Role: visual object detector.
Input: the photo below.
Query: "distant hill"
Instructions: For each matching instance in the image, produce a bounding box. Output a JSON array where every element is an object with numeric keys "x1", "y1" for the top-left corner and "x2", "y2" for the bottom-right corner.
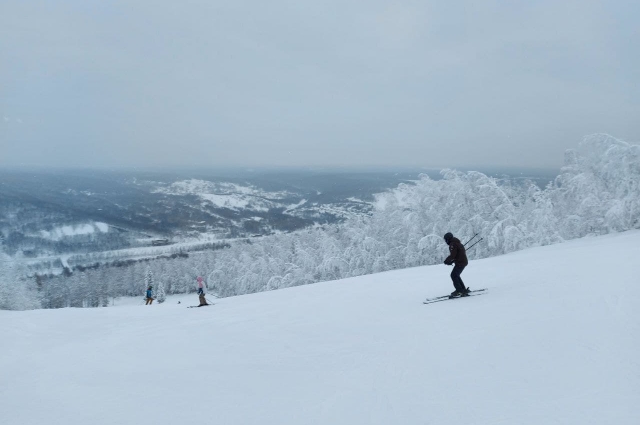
[{"x1": 0, "y1": 168, "x2": 429, "y2": 257}]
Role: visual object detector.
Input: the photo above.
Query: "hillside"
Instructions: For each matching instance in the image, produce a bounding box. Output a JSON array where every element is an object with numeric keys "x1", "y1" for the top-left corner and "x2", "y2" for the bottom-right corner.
[
  {"x1": 0, "y1": 168, "x2": 424, "y2": 259},
  {"x1": 1, "y1": 230, "x2": 639, "y2": 425}
]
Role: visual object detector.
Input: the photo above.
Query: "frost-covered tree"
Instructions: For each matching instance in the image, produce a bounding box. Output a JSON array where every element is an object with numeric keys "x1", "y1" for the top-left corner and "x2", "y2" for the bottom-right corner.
[
  {"x1": 144, "y1": 267, "x2": 154, "y2": 293},
  {"x1": 0, "y1": 253, "x2": 41, "y2": 310},
  {"x1": 549, "y1": 134, "x2": 640, "y2": 238},
  {"x1": 156, "y1": 281, "x2": 166, "y2": 303}
]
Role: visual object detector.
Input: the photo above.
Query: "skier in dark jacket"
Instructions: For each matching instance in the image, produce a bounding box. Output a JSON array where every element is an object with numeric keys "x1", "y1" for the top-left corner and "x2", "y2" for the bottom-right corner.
[{"x1": 443, "y1": 232, "x2": 469, "y2": 297}]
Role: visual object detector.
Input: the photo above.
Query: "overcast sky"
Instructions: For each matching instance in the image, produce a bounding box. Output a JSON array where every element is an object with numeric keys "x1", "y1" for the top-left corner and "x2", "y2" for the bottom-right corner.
[{"x1": 1, "y1": 0, "x2": 638, "y2": 169}]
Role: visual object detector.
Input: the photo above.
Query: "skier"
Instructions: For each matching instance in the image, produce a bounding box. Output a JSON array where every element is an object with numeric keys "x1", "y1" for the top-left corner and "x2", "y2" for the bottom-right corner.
[
  {"x1": 443, "y1": 232, "x2": 469, "y2": 297},
  {"x1": 196, "y1": 276, "x2": 205, "y2": 295},
  {"x1": 196, "y1": 276, "x2": 208, "y2": 307},
  {"x1": 145, "y1": 285, "x2": 154, "y2": 305}
]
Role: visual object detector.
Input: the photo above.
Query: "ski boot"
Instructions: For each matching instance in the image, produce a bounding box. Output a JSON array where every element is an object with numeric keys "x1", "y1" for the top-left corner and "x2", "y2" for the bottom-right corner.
[{"x1": 449, "y1": 290, "x2": 462, "y2": 299}]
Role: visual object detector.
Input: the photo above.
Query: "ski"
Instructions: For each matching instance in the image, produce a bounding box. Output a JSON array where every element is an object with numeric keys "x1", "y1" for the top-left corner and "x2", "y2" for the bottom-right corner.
[
  {"x1": 187, "y1": 304, "x2": 214, "y2": 308},
  {"x1": 423, "y1": 288, "x2": 487, "y2": 305},
  {"x1": 423, "y1": 292, "x2": 486, "y2": 305}
]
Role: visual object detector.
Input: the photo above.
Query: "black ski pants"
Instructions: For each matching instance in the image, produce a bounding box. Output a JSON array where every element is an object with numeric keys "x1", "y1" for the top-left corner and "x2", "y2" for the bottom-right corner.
[{"x1": 450, "y1": 264, "x2": 466, "y2": 292}]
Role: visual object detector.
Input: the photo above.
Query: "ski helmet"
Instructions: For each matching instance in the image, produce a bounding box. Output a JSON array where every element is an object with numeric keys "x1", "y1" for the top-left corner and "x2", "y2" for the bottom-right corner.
[{"x1": 443, "y1": 232, "x2": 453, "y2": 243}]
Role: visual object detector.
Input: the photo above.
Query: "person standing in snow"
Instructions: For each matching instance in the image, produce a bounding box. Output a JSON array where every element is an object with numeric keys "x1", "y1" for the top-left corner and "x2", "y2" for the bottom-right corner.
[
  {"x1": 196, "y1": 276, "x2": 208, "y2": 307},
  {"x1": 443, "y1": 232, "x2": 469, "y2": 297},
  {"x1": 196, "y1": 276, "x2": 205, "y2": 295},
  {"x1": 145, "y1": 285, "x2": 154, "y2": 305}
]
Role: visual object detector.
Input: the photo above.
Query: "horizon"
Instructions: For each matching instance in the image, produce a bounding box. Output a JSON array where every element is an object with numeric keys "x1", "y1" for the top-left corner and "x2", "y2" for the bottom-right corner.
[{"x1": 0, "y1": 163, "x2": 561, "y2": 175}]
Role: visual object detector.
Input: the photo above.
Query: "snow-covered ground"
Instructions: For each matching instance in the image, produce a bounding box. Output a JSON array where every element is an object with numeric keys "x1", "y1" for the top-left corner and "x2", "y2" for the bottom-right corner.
[
  {"x1": 2, "y1": 231, "x2": 639, "y2": 425},
  {"x1": 38, "y1": 222, "x2": 110, "y2": 240},
  {"x1": 153, "y1": 179, "x2": 294, "y2": 211}
]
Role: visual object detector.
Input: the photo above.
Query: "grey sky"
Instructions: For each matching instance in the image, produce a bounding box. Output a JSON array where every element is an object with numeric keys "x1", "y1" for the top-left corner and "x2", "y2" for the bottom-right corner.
[{"x1": 1, "y1": 0, "x2": 638, "y2": 169}]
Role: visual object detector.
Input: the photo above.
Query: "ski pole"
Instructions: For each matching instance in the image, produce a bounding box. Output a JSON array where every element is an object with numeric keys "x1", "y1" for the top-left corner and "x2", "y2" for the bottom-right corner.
[
  {"x1": 466, "y1": 238, "x2": 484, "y2": 251},
  {"x1": 464, "y1": 233, "x2": 480, "y2": 247}
]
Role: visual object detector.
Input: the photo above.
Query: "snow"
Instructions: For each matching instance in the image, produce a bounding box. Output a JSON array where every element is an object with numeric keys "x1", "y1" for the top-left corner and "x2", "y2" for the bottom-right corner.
[
  {"x1": 60, "y1": 255, "x2": 70, "y2": 269},
  {"x1": 154, "y1": 179, "x2": 292, "y2": 211},
  {"x1": 2, "y1": 230, "x2": 639, "y2": 425},
  {"x1": 94, "y1": 222, "x2": 109, "y2": 232},
  {"x1": 285, "y1": 199, "x2": 308, "y2": 212},
  {"x1": 200, "y1": 193, "x2": 253, "y2": 210},
  {"x1": 39, "y1": 222, "x2": 109, "y2": 240}
]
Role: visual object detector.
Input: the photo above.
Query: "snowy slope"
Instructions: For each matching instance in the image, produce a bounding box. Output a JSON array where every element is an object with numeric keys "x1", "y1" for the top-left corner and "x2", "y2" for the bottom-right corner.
[{"x1": 2, "y1": 231, "x2": 639, "y2": 425}]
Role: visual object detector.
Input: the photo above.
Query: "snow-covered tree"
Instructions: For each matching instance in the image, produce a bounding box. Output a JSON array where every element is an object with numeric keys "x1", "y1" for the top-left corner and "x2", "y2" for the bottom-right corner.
[
  {"x1": 0, "y1": 253, "x2": 41, "y2": 310},
  {"x1": 144, "y1": 267, "x2": 154, "y2": 293},
  {"x1": 156, "y1": 281, "x2": 166, "y2": 303}
]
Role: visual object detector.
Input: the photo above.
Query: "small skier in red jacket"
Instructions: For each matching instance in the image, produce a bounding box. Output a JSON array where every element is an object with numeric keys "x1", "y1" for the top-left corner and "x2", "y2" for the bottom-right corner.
[{"x1": 443, "y1": 232, "x2": 470, "y2": 298}]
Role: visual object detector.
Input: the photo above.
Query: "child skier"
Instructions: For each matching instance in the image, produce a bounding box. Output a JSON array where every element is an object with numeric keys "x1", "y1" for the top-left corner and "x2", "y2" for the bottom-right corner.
[
  {"x1": 145, "y1": 285, "x2": 154, "y2": 305},
  {"x1": 196, "y1": 276, "x2": 205, "y2": 295},
  {"x1": 196, "y1": 276, "x2": 208, "y2": 307}
]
